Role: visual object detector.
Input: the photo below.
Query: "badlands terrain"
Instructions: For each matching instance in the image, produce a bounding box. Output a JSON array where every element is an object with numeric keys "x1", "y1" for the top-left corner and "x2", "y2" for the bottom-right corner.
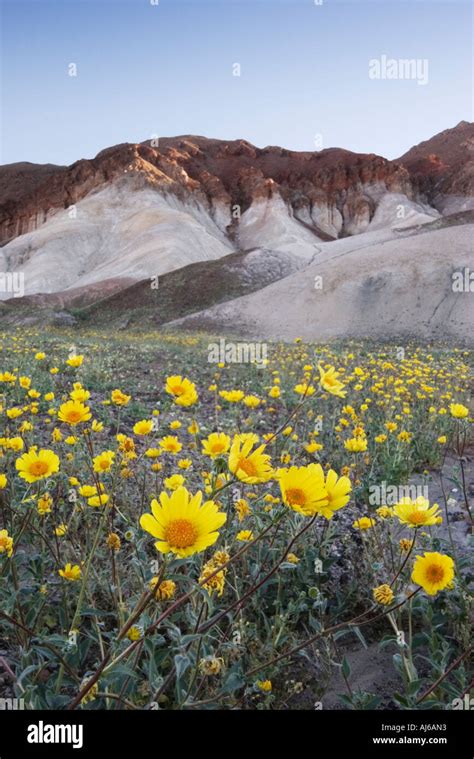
[{"x1": 0, "y1": 120, "x2": 473, "y2": 341}]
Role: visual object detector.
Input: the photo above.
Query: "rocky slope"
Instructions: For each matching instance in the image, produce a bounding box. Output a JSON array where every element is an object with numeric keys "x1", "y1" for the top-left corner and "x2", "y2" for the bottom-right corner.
[
  {"x1": 0, "y1": 122, "x2": 472, "y2": 342},
  {"x1": 396, "y1": 120, "x2": 474, "y2": 212},
  {"x1": 0, "y1": 136, "x2": 416, "y2": 245}
]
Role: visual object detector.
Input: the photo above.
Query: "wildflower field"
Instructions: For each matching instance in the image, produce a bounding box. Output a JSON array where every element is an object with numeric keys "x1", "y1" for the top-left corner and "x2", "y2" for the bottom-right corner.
[{"x1": 0, "y1": 328, "x2": 472, "y2": 711}]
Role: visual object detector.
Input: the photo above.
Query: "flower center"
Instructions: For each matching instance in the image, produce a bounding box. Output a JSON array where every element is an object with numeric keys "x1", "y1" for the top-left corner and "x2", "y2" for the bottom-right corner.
[
  {"x1": 409, "y1": 510, "x2": 427, "y2": 525},
  {"x1": 426, "y1": 564, "x2": 444, "y2": 583},
  {"x1": 238, "y1": 457, "x2": 257, "y2": 477},
  {"x1": 67, "y1": 410, "x2": 82, "y2": 422},
  {"x1": 165, "y1": 519, "x2": 198, "y2": 548},
  {"x1": 285, "y1": 487, "x2": 307, "y2": 506},
  {"x1": 211, "y1": 443, "x2": 225, "y2": 454},
  {"x1": 29, "y1": 461, "x2": 49, "y2": 476},
  {"x1": 171, "y1": 384, "x2": 184, "y2": 395}
]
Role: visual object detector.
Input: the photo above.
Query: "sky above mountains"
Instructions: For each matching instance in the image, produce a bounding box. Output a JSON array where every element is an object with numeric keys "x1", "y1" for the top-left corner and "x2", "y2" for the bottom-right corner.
[{"x1": 1, "y1": 0, "x2": 472, "y2": 165}]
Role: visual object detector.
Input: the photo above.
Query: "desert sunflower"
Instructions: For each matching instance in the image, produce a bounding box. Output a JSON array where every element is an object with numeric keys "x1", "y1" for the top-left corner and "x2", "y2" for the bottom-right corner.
[
  {"x1": 140, "y1": 486, "x2": 226, "y2": 558},
  {"x1": 58, "y1": 400, "x2": 91, "y2": 425},
  {"x1": 16, "y1": 448, "x2": 60, "y2": 483},
  {"x1": 228, "y1": 436, "x2": 273, "y2": 484},
  {"x1": 0, "y1": 529, "x2": 13, "y2": 557},
  {"x1": 318, "y1": 365, "x2": 346, "y2": 398},
  {"x1": 165, "y1": 375, "x2": 198, "y2": 406},
  {"x1": 393, "y1": 497, "x2": 441, "y2": 528},
  {"x1": 277, "y1": 464, "x2": 327, "y2": 516},
  {"x1": 202, "y1": 432, "x2": 231, "y2": 458},
  {"x1": 411, "y1": 552, "x2": 454, "y2": 595},
  {"x1": 321, "y1": 468, "x2": 352, "y2": 518}
]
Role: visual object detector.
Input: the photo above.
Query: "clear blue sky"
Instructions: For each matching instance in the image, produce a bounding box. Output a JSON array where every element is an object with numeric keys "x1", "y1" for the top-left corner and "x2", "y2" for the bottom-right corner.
[{"x1": 1, "y1": 0, "x2": 472, "y2": 165}]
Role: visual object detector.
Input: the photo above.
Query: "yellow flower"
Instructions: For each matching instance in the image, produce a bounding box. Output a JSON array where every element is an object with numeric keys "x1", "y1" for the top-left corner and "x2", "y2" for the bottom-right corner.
[
  {"x1": 219, "y1": 389, "x2": 244, "y2": 403},
  {"x1": 399, "y1": 538, "x2": 413, "y2": 552},
  {"x1": 149, "y1": 577, "x2": 176, "y2": 600},
  {"x1": 202, "y1": 432, "x2": 231, "y2": 458},
  {"x1": 287, "y1": 553, "x2": 299, "y2": 564},
  {"x1": 37, "y1": 493, "x2": 53, "y2": 515},
  {"x1": 133, "y1": 419, "x2": 154, "y2": 436},
  {"x1": 70, "y1": 383, "x2": 90, "y2": 402},
  {"x1": 178, "y1": 458, "x2": 192, "y2": 470},
  {"x1": 305, "y1": 441, "x2": 323, "y2": 453},
  {"x1": 294, "y1": 383, "x2": 315, "y2": 396},
  {"x1": 159, "y1": 435, "x2": 182, "y2": 454},
  {"x1": 318, "y1": 365, "x2": 346, "y2": 398},
  {"x1": 140, "y1": 486, "x2": 226, "y2": 558},
  {"x1": 321, "y1": 469, "x2": 352, "y2": 518},
  {"x1": 106, "y1": 532, "x2": 121, "y2": 551},
  {"x1": 34, "y1": 352, "x2": 46, "y2": 361},
  {"x1": 234, "y1": 498, "x2": 251, "y2": 521},
  {"x1": 145, "y1": 447, "x2": 161, "y2": 458},
  {"x1": 411, "y1": 552, "x2": 454, "y2": 596},
  {"x1": 199, "y1": 552, "x2": 228, "y2": 597},
  {"x1": 353, "y1": 517, "x2": 375, "y2": 530},
  {"x1": 0, "y1": 474, "x2": 7, "y2": 489},
  {"x1": 228, "y1": 436, "x2": 273, "y2": 484},
  {"x1": 268, "y1": 386, "x2": 281, "y2": 399},
  {"x1": 52, "y1": 428, "x2": 63, "y2": 442},
  {"x1": 126, "y1": 625, "x2": 142, "y2": 641},
  {"x1": 236, "y1": 530, "x2": 254, "y2": 542},
  {"x1": 58, "y1": 400, "x2": 91, "y2": 425},
  {"x1": 16, "y1": 449, "x2": 60, "y2": 483},
  {"x1": 393, "y1": 497, "x2": 441, "y2": 528},
  {"x1": 88, "y1": 493, "x2": 109, "y2": 507},
  {"x1": 0, "y1": 529, "x2": 13, "y2": 557},
  {"x1": 79, "y1": 485, "x2": 97, "y2": 497},
  {"x1": 437, "y1": 435, "x2": 447, "y2": 444},
  {"x1": 111, "y1": 389, "x2": 131, "y2": 406},
  {"x1": 397, "y1": 430, "x2": 412, "y2": 442},
  {"x1": 58, "y1": 563, "x2": 82, "y2": 581},
  {"x1": 165, "y1": 375, "x2": 198, "y2": 406},
  {"x1": 6, "y1": 437, "x2": 24, "y2": 451},
  {"x1": 344, "y1": 436, "x2": 367, "y2": 453},
  {"x1": 66, "y1": 355, "x2": 84, "y2": 368},
  {"x1": 55, "y1": 523, "x2": 68, "y2": 536},
  {"x1": 7, "y1": 407, "x2": 23, "y2": 419},
  {"x1": 449, "y1": 403, "x2": 469, "y2": 419},
  {"x1": 376, "y1": 505, "x2": 393, "y2": 519},
  {"x1": 256, "y1": 680, "x2": 272, "y2": 692},
  {"x1": 188, "y1": 420, "x2": 200, "y2": 435},
  {"x1": 243, "y1": 395, "x2": 261, "y2": 408},
  {"x1": 278, "y1": 464, "x2": 327, "y2": 516},
  {"x1": 93, "y1": 450, "x2": 115, "y2": 473},
  {"x1": 199, "y1": 657, "x2": 224, "y2": 676},
  {"x1": 372, "y1": 584, "x2": 394, "y2": 606},
  {"x1": 164, "y1": 474, "x2": 185, "y2": 491}
]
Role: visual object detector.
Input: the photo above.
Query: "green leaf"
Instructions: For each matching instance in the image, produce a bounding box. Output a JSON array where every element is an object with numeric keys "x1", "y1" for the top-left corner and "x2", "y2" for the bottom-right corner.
[
  {"x1": 174, "y1": 653, "x2": 190, "y2": 681},
  {"x1": 342, "y1": 656, "x2": 351, "y2": 680}
]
